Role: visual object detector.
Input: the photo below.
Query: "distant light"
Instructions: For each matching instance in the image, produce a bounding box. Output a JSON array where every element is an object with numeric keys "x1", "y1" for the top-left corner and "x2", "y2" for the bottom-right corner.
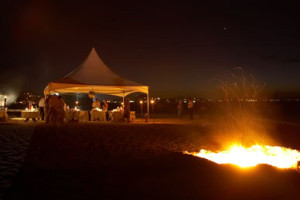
[
  {"x1": 139, "y1": 100, "x2": 143, "y2": 104},
  {"x1": 75, "y1": 101, "x2": 79, "y2": 105},
  {"x1": 129, "y1": 100, "x2": 135, "y2": 103},
  {"x1": 54, "y1": 92, "x2": 59, "y2": 95},
  {"x1": 157, "y1": 97, "x2": 160, "y2": 100},
  {"x1": 150, "y1": 100, "x2": 155, "y2": 104}
]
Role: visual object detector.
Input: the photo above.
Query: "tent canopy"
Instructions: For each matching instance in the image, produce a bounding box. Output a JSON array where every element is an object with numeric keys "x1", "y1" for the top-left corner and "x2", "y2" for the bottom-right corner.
[{"x1": 44, "y1": 48, "x2": 148, "y2": 97}]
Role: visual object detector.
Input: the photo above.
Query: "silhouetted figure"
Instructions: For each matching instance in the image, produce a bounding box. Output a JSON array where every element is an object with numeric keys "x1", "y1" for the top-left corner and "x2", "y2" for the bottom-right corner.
[
  {"x1": 38, "y1": 97, "x2": 45, "y2": 120},
  {"x1": 188, "y1": 98, "x2": 194, "y2": 120},
  {"x1": 123, "y1": 98, "x2": 130, "y2": 123},
  {"x1": 45, "y1": 95, "x2": 50, "y2": 123},
  {"x1": 47, "y1": 95, "x2": 58, "y2": 123},
  {"x1": 177, "y1": 100, "x2": 183, "y2": 118},
  {"x1": 56, "y1": 96, "x2": 65, "y2": 123}
]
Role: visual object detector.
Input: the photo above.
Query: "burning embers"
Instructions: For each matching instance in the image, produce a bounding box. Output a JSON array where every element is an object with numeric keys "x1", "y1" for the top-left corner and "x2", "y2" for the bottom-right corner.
[{"x1": 185, "y1": 144, "x2": 300, "y2": 169}]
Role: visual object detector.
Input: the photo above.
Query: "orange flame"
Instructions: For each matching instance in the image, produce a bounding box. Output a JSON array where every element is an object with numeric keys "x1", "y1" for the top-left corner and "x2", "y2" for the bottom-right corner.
[{"x1": 185, "y1": 144, "x2": 300, "y2": 169}]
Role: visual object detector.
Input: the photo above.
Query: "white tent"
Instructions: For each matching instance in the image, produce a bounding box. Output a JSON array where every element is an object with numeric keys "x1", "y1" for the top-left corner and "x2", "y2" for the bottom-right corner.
[{"x1": 44, "y1": 48, "x2": 150, "y2": 114}]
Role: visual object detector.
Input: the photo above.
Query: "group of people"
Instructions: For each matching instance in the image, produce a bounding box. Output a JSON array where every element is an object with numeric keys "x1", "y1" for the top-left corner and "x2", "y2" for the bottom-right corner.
[
  {"x1": 177, "y1": 98, "x2": 194, "y2": 120},
  {"x1": 39, "y1": 95, "x2": 195, "y2": 122},
  {"x1": 91, "y1": 98, "x2": 131, "y2": 122},
  {"x1": 92, "y1": 98, "x2": 108, "y2": 111},
  {"x1": 38, "y1": 95, "x2": 66, "y2": 124},
  {"x1": 38, "y1": 96, "x2": 131, "y2": 123},
  {"x1": 92, "y1": 98, "x2": 109, "y2": 120}
]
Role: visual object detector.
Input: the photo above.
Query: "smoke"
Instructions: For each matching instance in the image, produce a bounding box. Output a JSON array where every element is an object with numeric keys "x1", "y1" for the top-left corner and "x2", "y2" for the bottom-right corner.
[{"x1": 0, "y1": 76, "x2": 25, "y2": 105}]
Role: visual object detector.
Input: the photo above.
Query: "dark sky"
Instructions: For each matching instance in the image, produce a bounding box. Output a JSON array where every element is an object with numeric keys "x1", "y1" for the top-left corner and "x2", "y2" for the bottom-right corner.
[{"x1": 1, "y1": 0, "x2": 300, "y2": 97}]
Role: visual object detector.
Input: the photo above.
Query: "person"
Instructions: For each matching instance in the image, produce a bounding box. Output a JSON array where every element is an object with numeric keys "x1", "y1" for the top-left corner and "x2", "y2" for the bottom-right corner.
[
  {"x1": 47, "y1": 95, "x2": 59, "y2": 123},
  {"x1": 56, "y1": 95, "x2": 65, "y2": 123},
  {"x1": 92, "y1": 98, "x2": 101, "y2": 109},
  {"x1": 44, "y1": 95, "x2": 50, "y2": 123},
  {"x1": 123, "y1": 98, "x2": 130, "y2": 123},
  {"x1": 90, "y1": 98, "x2": 101, "y2": 121},
  {"x1": 177, "y1": 100, "x2": 183, "y2": 118},
  {"x1": 38, "y1": 96, "x2": 45, "y2": 120},
  {"x1": 102, "y1": 100, "x2": 109, "y2": 120},
  {"x1": 188, "y1": 98, "x2": 194, "y2": 120}
]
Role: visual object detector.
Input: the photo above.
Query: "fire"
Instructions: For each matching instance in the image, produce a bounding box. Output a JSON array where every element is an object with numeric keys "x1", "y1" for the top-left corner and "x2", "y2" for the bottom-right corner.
[{"x1": 185, "y1": 144, "x2": 300, "y2": 169}]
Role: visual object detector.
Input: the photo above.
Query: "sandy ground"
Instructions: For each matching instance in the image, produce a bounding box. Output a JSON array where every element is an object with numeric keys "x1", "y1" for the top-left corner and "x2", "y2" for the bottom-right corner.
[
  {"x1": 0, "y1": 123, "x2": 35, "y2": 199},
  {"x1": 1, "y1": 120, "x2": 300, "y2": 199}
]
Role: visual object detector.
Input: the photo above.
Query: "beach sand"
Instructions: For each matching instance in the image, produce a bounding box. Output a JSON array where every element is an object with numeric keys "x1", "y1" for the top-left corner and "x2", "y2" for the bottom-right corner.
[
  {"x1": 2, "y1": 121, "x2": 300, "y2": 199},
  {"x1": 0, "y1": 123, "x2": 35, "y2": 199}
]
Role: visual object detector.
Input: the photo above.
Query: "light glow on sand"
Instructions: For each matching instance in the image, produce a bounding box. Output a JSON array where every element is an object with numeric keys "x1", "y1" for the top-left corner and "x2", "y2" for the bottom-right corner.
[{"x1": 185, "y1": 144, "x2": 300, "y2": 169}]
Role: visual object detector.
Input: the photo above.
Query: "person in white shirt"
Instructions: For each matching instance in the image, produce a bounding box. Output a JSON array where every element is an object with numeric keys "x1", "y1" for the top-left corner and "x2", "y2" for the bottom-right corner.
[
  {"x1": 187, "y1": 98, "x2": 194, "y2": 120},
  {"x1": 102, "y1": 100, "x2": 109, "y2": 120},
  {"x1": 92, "y1": 98, "x2": 101, "y2": 109},
  {"x1": 38, "y1": 97, "x2": 45, "y2": 120}
]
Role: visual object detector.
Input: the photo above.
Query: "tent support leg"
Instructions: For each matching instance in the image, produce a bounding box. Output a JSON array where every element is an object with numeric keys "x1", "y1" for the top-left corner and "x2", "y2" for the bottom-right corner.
[
  {"x1": 147, "y1": 90, "x2": 150, "y2": 119},
  {"x1": 122, "y1": 91, "x2": 125, "y2": 108}
]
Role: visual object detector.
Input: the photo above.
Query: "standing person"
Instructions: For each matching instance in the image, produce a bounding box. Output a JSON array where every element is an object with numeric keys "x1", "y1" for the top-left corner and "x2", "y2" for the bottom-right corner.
[
  {"x1": 56, "y1": 95, "x2": 65, "y2": 123},
  {"x1": 102, "y1": 100, "x2": 109, "y2": 120},
  {"x1": 123, "y1": 98, "x2": 130, "y2": 123},
  {"x1": 45, "y1": 95, "x2": 50, "y2": 123},
  {"x1": 177, "y1": 100, "x2": 183, "y2": 118},
  {"x1": 188, "y1": 98, "x2": 194, "y2": 120},
  {"x1": 48, "y1": 95, "x2": 58, "y2": 123},
  {"x1": 38, "y1": 96, "x2": 45, "y2": 120}
]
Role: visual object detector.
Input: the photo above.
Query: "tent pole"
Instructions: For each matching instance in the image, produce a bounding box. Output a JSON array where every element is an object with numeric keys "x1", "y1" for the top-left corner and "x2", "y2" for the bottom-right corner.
[
  {"x1": 122, "y1": 91, "x2": 125, "y2": 108},
  {"x1": 147, "y1": 89, "x2": 150, "y2": 119}
]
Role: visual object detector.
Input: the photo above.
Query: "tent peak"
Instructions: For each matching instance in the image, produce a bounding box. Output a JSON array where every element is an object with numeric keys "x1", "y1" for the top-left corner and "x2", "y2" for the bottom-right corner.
[
  {"x1": 88, "y1": 47, "x2": 100, "y2": 57},
  {"x1": 90, "y1": 47, "x2": 96, "y2": 52},
  {"x1": 55, "y1": 47, "x2": 145, "y2": 87}
]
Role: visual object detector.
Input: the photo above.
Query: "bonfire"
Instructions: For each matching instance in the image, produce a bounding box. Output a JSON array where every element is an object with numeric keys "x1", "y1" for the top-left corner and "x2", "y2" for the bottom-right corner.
[
  {"x1": 185, "y1": 144, "x2": 300, "y2": 169},
  {"x1": 186, "y1": 68, "x2": 300, "y2": 170}
]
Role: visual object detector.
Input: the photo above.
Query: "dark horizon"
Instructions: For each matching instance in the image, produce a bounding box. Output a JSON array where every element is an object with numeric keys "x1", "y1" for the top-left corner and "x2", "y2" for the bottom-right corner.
[{"x1": 1, "y1": 1, "x2": 300, "y2": 98}]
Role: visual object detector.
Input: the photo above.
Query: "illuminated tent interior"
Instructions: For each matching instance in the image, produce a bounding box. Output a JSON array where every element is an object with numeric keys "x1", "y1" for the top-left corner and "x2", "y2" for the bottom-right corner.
[{"x1": 44, "y1": 48, "x2": 149, "y2": 113}]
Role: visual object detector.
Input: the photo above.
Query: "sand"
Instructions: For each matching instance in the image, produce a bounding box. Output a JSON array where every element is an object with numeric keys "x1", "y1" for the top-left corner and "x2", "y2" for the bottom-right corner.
[
  {"x1": 1, "y1": 121, "x2": 300, "y2": 199},
  {"x1": 0, "y1": 123, "x2": 35, "y2": 199}
]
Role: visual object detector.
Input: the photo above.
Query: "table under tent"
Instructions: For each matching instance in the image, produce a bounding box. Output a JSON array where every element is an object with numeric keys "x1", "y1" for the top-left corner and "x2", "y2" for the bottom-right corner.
[{"x1": 44, "y1": 48, "x2": 149, "y2": 121}]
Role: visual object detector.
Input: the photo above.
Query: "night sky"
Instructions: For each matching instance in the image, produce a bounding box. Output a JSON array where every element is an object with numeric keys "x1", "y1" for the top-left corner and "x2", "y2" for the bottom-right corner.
[{"x1": 1, "y1": 0, "x2": 300, "y2": 98}]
